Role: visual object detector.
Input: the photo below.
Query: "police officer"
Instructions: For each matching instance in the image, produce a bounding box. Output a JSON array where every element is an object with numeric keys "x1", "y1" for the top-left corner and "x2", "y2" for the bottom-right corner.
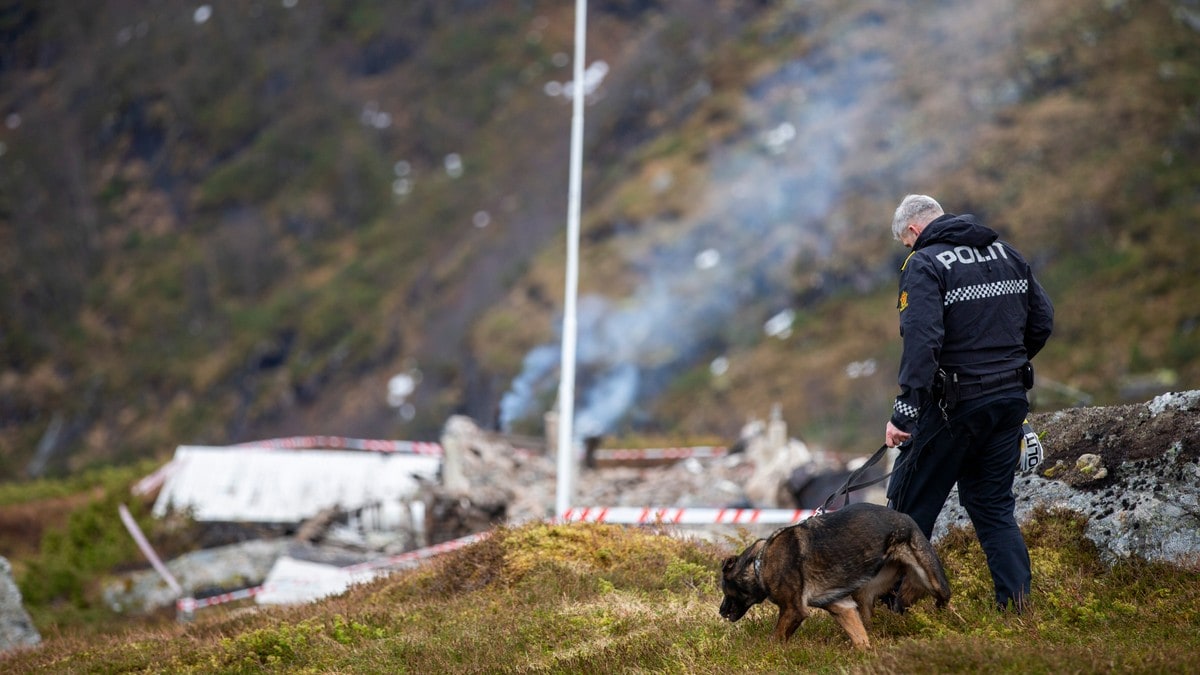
[{"x1": 884, "y1": 194, "x2": 1053, "y2": 612}]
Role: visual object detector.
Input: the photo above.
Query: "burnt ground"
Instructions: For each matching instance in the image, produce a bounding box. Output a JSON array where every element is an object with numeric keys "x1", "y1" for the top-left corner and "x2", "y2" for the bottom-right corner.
[{"x1": 1030, "y1": 391, "x2": 1200, "y2": 470}]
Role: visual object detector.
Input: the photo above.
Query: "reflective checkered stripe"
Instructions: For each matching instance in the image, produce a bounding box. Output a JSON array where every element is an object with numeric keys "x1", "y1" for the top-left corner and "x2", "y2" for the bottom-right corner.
[
  {"x1": 894, "y1": 398, "x2": 919, "y2": 420},
  {"x1": 944, "y1": 278, "x2": 1028, "y2": 307}
]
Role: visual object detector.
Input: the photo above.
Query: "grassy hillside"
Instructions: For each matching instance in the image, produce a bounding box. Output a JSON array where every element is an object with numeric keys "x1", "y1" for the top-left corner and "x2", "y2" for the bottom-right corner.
[
  {"x1": 3, "y1": 1, "x2": 1199, "y2": 666},
  {"x1": 0, "y1": 0, "x2": 569, "y2": 474},
  {"x1": 0, "y1": 0, "x2": 776, "y2": 476},
  {"x1": 3, "y1": 512, "x2": 1198, "y2": 673}
]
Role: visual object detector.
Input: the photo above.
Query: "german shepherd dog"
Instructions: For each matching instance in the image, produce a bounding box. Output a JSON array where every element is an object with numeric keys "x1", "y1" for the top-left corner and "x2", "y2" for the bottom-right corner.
[{"x1": 719, "y1": 502, "x2": 950, "y2": 649}]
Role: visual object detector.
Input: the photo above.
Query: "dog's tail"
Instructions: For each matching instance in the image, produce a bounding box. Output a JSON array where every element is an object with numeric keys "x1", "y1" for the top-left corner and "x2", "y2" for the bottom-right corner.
[{"x1": 897, "y1": 528, "x2": 952, "y2": 608}]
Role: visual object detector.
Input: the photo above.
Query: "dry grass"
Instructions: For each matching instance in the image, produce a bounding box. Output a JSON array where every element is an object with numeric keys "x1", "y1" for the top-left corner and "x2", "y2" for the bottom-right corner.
[{"x1": 3, "y1": 511, "x2": 1198, "y2": 674}]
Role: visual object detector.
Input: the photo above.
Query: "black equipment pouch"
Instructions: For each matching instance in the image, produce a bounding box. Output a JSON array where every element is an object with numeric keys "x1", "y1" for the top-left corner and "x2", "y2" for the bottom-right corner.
[
  {"x1": 1021, "y1": 362, "x2": 1035, "y2": 390},
  {"x1": 935, "y1": 368, "x2": 960, "y2": 412}
]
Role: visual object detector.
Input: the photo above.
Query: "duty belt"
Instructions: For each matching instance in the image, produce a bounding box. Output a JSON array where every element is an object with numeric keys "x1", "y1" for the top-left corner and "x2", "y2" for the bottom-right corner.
[{"x1": 953, "y1": 367, "x2": 1025, "y2": 400}]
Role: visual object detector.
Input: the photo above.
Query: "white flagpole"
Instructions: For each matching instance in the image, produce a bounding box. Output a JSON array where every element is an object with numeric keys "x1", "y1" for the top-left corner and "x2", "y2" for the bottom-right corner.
[{"x1": 556, "y1": 0, "x2": 588, "y2": 519}]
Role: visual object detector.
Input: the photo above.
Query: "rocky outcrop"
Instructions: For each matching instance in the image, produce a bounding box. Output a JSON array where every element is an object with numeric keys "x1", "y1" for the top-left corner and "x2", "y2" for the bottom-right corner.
[
  {"x1": 0, "y1": 556, "x2": 40, "y2": 654},
  {"x1": 935, "y1": 391, "x2": 1200, "y2": 565}
]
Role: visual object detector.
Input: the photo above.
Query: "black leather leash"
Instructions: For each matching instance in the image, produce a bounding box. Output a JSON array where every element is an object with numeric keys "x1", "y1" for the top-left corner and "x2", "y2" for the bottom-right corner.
[{"x1": 818, "y1": 443, "x2": 894, "y2": 514}]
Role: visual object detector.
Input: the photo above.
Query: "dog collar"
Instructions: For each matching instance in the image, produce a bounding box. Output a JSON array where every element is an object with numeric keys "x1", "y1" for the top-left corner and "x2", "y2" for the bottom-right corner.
[{"x1": 752, "y1": 529, "x2": 782, "y2": 591}]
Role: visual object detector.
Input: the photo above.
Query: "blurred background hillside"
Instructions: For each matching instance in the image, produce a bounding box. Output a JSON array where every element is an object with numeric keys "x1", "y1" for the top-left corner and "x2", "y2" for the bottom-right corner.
[{"x1": 2, "y1": 0, "x2": 1199, "y2": 480}]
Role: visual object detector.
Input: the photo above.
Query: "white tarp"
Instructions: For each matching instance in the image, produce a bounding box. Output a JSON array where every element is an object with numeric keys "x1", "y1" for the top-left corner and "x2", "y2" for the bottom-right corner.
[
  {"x1": 254, "y1": 556, "x2": 380, "y2": 605},
  {"x1": 151, "y1": 445, "x2": 440, "y2": 523}
]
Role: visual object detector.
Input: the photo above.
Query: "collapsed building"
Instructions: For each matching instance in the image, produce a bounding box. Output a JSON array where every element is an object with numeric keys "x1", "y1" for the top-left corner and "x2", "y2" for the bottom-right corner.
[{"x1": 107, "y1": 407, "x2": 856, "y2": 614}]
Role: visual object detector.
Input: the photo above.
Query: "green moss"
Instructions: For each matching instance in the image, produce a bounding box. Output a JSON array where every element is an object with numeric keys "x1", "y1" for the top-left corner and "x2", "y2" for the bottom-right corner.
[{"x1": 17, "y1": 479, "x2": 149, "y2": 613}]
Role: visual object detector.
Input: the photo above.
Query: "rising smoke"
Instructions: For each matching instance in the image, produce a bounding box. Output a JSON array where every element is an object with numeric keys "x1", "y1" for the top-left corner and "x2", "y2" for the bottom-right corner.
[{"x1": 500, "y1": 2, "x2": 1019, "y2": 437}]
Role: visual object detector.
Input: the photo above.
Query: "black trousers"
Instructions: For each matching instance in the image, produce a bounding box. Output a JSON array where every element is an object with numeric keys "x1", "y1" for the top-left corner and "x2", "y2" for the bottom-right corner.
[{"x1": 887, "y1": 390, "x2": 1031, "y2": 610}]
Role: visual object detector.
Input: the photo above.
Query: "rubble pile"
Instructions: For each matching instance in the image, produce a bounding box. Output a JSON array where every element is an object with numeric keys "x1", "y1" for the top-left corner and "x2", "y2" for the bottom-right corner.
[
  {"x1": 439, "y1": 410, "x2": 856, "y2": 518},
  {"x1": 100, "y1": 392, "x2": 1200, "y2": 617}
]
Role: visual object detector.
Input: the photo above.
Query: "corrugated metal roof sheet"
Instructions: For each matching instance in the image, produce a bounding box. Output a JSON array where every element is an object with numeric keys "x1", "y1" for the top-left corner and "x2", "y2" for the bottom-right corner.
[{"x1": 152, "y1": 445, "x2": 441, "y2": 523}]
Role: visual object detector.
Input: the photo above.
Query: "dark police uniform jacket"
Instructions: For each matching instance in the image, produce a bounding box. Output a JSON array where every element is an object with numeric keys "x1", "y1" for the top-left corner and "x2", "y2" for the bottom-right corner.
[{"x1": 890, "y1": 213, "x2": 1054, "y2": 433}]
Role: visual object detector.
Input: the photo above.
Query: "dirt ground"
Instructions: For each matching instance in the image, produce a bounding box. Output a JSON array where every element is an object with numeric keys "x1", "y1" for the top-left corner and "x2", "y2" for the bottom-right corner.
[
  {"x1": 0, "y1": 488, "x2": 101, "y2": 562},
  {"x1": 1031, "y1": 391, "x2": 1200, "y2": 469}
]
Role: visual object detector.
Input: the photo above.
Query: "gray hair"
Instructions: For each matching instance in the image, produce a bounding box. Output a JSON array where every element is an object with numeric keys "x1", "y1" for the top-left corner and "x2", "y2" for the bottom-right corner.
[{"x1": 891, "y1": 194, "x2": 944, "y2": 241}]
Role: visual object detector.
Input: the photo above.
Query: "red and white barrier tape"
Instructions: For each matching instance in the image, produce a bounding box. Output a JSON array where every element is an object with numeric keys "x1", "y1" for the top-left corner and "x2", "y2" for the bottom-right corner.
[
  {"x1": 341, "y1": 532, "x2": 490, "y2": 573},
  {"x1": 559, "y1": 506, "x2": 817, "y2": 525},
  {"x1": 172, "y1": 503, "x2": 806, "y2": 615},
  {"x1": 593, "y1": 446, "x2": 727, "y2": 461},
  {"x1": 119, "y1": 503, "x2": 183, "y2": 596},
  {"x1": 131, "y1": 460, "x2": 180, "y2": 496},
  {"x1": 236, "y1": 437, "x2": 725, "y2": 461},
  {"x1": 178, "y1": 585, "x2": 265, "y2": 612},
  {"x1": 236, "y1": 436, "x2": 445, "y2": 455},
  {"x1": 132, "y1": 438, "x2": 444, "y2": 497}
]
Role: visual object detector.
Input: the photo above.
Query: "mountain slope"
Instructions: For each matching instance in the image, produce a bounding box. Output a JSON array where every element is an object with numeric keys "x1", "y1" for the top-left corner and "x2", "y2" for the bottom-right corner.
[
  {"x1": 482, "y1": 0, "x2": 1200, "y2": 451},
  {"x1": 1, "y1": 0, "x2": 1199, "y2": 477}
]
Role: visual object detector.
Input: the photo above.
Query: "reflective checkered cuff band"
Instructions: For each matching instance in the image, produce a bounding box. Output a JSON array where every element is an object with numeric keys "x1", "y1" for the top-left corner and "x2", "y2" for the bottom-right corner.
[{"x1": 893, "y1": 399, "x2": 919, "y2": 421}]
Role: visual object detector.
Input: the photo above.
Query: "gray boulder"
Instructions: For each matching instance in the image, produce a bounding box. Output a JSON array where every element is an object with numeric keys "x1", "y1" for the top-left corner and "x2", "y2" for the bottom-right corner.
[
  {"x1": 0, "y1": 555, "x2": 41, "y2": 654},
  {"x1": 935, "y1": 390, "x2": 1200, "y2": 565}
]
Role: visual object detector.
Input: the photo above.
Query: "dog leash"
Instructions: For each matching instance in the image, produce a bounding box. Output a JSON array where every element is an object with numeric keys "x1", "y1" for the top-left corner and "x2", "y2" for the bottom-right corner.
[{"x1": 817, "y1": 444, "x2": 893, "y2": 514}]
